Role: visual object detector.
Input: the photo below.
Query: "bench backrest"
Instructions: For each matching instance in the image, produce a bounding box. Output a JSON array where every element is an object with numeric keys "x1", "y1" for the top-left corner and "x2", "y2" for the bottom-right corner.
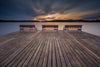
[
  {"x1": 64, "y1": 25, "x2": 82, "y2": 31},
  {"x1": 20, "y1": 25, "x2": 35, "y2": 28},
  {"x1": 65, "y1": 25, "x2": 82, "y2": 28},
  {"x1": 42, "y1": 25, "x2": 58, "y2": 28}
]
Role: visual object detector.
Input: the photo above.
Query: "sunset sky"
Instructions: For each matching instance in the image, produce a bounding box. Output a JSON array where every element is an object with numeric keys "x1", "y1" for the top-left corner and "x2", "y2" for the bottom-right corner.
[{"x1": 0, "y1": 0, "x2": 100, "y2": 21}]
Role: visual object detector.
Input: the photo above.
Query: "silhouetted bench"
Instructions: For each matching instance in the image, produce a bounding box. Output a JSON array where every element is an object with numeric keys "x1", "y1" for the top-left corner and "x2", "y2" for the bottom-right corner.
[
  {"x1": 63, "y1": 25, "x2": 82, "y2": 32},
  {"x1": 42, "y1": 25, "x2": 58, "y2": 32},
  {"x1": 20, "y1": 25, "x2": 37, "y2": 32}
]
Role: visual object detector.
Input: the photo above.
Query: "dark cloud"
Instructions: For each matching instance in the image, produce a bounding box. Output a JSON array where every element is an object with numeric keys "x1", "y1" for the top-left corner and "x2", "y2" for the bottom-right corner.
[
  {"x1": 0, "y1": 0, "x2": 100, "y2": 20},
  {"x1": 80, "y1": 11, "x2": 100, "y2": 19}
]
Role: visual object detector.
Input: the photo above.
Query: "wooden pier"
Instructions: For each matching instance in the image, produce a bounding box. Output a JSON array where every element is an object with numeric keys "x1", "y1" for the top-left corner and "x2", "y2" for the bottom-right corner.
[{"x1": 0, "y1": 31, "x2": 100, "y2": 67}]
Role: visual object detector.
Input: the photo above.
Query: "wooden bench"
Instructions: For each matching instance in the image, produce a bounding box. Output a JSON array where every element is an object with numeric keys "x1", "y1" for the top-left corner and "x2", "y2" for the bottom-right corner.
[
  {"x1": 63, "y1": 25, "x2": 82, "y2": 31},
  {"x1": 20, "y1": 25, "x2": 37, "y2": 32},
  {"x1": 42, "y1": 25, "x2": 58, "y2": 32}
]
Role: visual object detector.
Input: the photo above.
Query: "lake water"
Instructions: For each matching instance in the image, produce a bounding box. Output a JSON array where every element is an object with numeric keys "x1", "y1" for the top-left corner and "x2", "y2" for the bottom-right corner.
[{"x1": 0, "y1": 22, "x2": 100, "y2": 36}]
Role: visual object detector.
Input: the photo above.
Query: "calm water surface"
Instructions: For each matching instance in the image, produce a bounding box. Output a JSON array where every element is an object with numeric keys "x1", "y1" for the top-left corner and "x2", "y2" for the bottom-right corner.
[{"x1": 0, "y1": 22, "x2": 100, "y2": 36}]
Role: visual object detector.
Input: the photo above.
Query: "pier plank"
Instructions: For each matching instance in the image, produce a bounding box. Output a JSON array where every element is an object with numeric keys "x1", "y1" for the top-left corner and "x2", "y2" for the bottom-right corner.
[{"x1": 0, "y1": 31, "x2": 100, "y2": 67}]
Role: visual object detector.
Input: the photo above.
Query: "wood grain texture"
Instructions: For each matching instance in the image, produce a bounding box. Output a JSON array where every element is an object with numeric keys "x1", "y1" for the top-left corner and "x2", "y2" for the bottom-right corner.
[{"x1": 0, "y1": 31, "x2": 100, "y2": 67}]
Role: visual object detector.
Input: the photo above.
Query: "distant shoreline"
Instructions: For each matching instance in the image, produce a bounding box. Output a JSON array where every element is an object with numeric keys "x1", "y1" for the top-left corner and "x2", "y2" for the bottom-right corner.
[{"x1": 0, "y1": 19, "x2": 100, "y2": 22}]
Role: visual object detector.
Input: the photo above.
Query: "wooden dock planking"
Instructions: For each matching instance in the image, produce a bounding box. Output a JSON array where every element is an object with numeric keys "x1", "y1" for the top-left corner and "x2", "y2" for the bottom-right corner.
[
  {"x1": 21, "y1": 40, "x2": 40, "y2": 67},
  {"x1": 68, "y1": 31, "x2": 100, "y2": 56},
  {"x1": 67, "y1": 39, "x2": 88, "y2": 67},
  {"x1": 62, "y1": 31, "x2": 99, "y2": 66},
  {"x1": 67, "y1": 32, "x2": 100, "y2": 59},
  {"x1": 13, "y1": 39, "x2": 38, "y2": 67},
  {"x1": 42, "y1": 34, "x2": 50, "y2": 67},
  {"x1": 32, "y1": 38, "x2": 46, "y2": 67},
  {"x1": 70, "y1": 39, "x2": 100, "y2": 66},
  {"x1": 64, "y1": 31, "x2": 100, "y2": 66},
  {"x1": 37, "y1": 40, "x2": 47, "y2": 67},
  {"x1": 25, "y1": 33, "x2": 45, "y2": 66},
  {"x1": 0, "y1": 31, "x2": 36, "y2": 55},
  {"x1": 0, "y1": 38, "x2": 15, "y2": 46},
  {"x1": 58, "y1": 32, "x2": 79, "y2": 67},
  {"x1": 23, "y1": 38, "x2": 42, "y2": 67},
  {"x1": 27, "y1": 36, "x2": 45, "y2": 66},
  {"x1": 63, "y1": 40, "x2": 78, "y2": 67},
  {"x1": 55, "y1": 36, "x2": 62, "y2": 67},
  {"x1": 59, "y1": 39, "x2": 72, "y2": 67},
  {"x1": 60, "y1": 32, "x2": 86, "y2": 67},
  {"x1": 0, "y1": 33, "x2": 34, "y2": 65},
  {"x1": 47, "y1": 37, "x2": 52, "y2": 67},
  {"x1": 52, "y1": 37, "x2": 57, "y2": 67},
  {"x1": 56, "y1": 39, "x2": 66, "y2": 67},
  {"x1": 67, "y1": 39, "x2": 92, "y2": 67},
  {"x1": 0, "y1": 31, "x2": 40, "y2": 66},
  {"x1": 0, "y1": 31, "x2": 100, "y2": 67}
]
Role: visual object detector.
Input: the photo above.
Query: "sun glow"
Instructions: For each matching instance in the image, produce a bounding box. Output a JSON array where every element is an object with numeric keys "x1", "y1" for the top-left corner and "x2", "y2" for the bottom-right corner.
[
  {"x1": 45, "y1": 15, "x2": 52, "y2": 18},
  {"x1": 33, "y1": 11, "x2": 96, "y2": 21}
]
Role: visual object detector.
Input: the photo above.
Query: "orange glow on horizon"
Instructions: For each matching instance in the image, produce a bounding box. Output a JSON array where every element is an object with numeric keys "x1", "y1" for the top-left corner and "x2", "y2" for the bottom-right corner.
[
  {"x1": 38, "y1": 20, "x2": 43, "y2": 22},
  {"x1": 33, "y1": 13, "x2": 81, "y2": 21},
  {"x1": 45, "y1": 18, "x2": 54, "y2": 21},
  {"x1": 33, "y1": 11, "x2": 99, "y2": 21}
]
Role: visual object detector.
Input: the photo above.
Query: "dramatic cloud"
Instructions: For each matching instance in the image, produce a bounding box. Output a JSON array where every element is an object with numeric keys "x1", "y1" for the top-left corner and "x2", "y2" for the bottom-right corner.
[{"x1": 0, "y1": 0, "x2": 100, "y2": 20}]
